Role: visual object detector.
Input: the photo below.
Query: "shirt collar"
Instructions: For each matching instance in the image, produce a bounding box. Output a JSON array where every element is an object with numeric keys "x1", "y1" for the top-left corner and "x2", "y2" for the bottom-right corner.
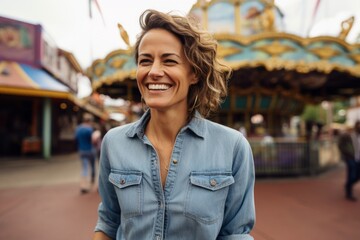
[{"x1": 126, "y1": 110, "x2": 205, "y2": 139}]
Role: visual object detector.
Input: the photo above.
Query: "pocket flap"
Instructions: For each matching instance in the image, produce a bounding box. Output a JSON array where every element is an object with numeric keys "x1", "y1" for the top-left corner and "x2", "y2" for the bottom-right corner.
[
  {"x1": 190, "y1": 172, "x2": 234, "y2": 191},
  {"x1": 109, "y1": 171, "x2": 142, "y2": 189}
]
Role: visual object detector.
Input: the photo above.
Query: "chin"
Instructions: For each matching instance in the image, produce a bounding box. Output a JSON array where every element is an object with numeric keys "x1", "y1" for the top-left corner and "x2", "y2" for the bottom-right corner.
[{"x1": 146, "y1": 102, "x2": 168, "y2": 110}]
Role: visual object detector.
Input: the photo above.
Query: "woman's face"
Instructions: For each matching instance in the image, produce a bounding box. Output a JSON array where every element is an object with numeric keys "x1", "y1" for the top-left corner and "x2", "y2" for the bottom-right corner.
[{"x1": 136, "y1": 28, "x2": 197, "y2": 113}]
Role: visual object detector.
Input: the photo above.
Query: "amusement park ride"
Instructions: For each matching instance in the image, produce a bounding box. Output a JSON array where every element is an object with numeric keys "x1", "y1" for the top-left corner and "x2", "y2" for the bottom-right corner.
[{"x1": 87, "y1": 0, "x2": 360, "y2": 136}]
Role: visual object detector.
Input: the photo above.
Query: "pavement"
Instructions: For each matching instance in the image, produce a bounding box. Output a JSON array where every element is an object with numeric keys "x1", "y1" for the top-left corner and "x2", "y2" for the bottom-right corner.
[{"x1": 0, "y1": 153, "x2": 359, "y2": 240}]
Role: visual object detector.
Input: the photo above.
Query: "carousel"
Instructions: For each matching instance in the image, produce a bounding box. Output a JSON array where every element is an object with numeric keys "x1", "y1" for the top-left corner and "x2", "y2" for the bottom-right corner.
[{"x1": 86, "y1": 0, "x2": 360, "y2": 175}]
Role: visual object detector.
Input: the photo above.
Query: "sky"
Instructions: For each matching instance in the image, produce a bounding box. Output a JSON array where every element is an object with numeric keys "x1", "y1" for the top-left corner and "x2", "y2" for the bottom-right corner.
[
  {"x1": 1, "y1": 0, "x2": 359, "y2": 97},
  {"x1": 276, "y1": 0, "x2": 360, "y2": 40},
  {"x1": 0, "y1": 0, "x2": 197, "y2": 69},
  {"x1": 1, "y1": 0, "x2": 359, "y2": 69}
]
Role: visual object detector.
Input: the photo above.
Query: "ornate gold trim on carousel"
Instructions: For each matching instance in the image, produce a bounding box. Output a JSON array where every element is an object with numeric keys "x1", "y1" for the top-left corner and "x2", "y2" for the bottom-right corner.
[
  {"x1": 109, "y1": 58, "x2": 127, "y2": 69},
  {"x1": 215, "y1": 32, "x2": 359, "y2": 50},
  {"x1": 224, "y1": 58, "x2": 360, "y2": 77},
  {"x1": 309, "y1": 46, "x2": 341, "y2": 60},
  {"x1": 94, "y1": 65, "x2": 105, "y2": 77},
  {"x1": 217, "y1": 44, "x2": 242, "y2": 58},
  {"x1": 92, "y1": 69, "x2": 136, "y2": 90},
  {"x1": 349, "y1": 53, "x2": 360, "y2": 64},
  {"x1": 252, "y1": 40, "x2": 296, "y2": 56},
  {"x1": 89, "y1": 49, "x2": 132, "y2": 68}
]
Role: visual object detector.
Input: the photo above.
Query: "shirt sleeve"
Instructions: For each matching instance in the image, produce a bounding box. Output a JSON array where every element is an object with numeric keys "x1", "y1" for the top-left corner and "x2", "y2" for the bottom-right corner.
[
  {"x1": 217, "y1": 135, "x2": 255, "y2": 240},
  {"x1": 94, "y1": 135, "x2": 121, "y2": 238}
]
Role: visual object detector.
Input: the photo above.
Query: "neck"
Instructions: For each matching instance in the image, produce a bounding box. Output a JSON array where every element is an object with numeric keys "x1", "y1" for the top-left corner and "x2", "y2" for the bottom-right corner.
[{"x1": 146, "y1": 108, "x2": 188, "y2": 144}]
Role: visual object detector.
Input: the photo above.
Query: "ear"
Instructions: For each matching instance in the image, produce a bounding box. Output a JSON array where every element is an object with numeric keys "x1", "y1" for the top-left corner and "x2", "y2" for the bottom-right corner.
[{"x1": 190, "y1": 73, "x2": 199, "y2": 85}]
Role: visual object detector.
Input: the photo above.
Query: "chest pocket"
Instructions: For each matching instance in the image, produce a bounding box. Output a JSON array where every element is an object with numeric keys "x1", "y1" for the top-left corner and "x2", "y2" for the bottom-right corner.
[
  {"x1": 109, "y1": 171, "x2": 143, "y2": 219},
  {"x1": 185, "y1": 172, "x2": 234, "y2": 224}
]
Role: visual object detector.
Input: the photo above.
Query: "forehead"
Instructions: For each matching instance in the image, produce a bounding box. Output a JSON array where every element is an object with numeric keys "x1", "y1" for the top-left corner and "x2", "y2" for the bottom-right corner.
[{"x1": 138, "y1": 28, "x2": 183, "y2": 52}]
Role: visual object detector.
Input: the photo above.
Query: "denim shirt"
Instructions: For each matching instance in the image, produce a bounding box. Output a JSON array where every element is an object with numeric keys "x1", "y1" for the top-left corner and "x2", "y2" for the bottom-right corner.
[{"x1": 94, "y1": 111, "x2": 255, "y2": 240}]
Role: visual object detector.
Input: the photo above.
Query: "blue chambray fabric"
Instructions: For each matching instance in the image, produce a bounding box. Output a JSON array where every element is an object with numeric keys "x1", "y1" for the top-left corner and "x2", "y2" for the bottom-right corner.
[{"x1": 94, "y1": 110, "x2": 255, "y2": 240}]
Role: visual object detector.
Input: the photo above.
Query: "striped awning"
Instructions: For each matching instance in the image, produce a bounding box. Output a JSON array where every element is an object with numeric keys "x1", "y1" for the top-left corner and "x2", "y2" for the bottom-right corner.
[
  {"x1": 0, "y1": 61, "x2": 109, "y2": 120},
  {"x1": 0, "y1": 61, "x2": 71, "y2": 98}
]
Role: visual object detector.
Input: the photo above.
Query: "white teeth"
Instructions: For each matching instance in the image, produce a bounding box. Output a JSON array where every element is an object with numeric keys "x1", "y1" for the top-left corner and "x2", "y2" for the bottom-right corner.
[{"x1": 148, "y1": 84, "x2": 170, "y2": 90}]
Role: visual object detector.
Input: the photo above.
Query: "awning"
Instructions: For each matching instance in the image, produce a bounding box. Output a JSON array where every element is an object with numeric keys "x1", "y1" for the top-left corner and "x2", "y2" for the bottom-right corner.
[
  {"x1": 0, "y1": 61, "x2": 109, "y2": 120},
  {"x1": 0, "y1": 61, "x2": 71, "y2": 98}
]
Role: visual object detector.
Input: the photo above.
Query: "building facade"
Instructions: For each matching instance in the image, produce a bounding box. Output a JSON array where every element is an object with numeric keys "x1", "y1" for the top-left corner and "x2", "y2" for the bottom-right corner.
[{"x1": 0, "y1": 16, "x2": 107, "y2": 158}]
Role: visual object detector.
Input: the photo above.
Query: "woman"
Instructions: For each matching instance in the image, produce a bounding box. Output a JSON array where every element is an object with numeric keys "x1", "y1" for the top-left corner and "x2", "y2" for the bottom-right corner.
[{"x1": 93, "y1": 9, "x2": 255, "y2": 240}]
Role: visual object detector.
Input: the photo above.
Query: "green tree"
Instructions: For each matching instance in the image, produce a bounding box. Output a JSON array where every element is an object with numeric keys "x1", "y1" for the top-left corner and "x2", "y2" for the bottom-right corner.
[{"x1": 301, "y1": 104, "x2": 326, "y2": 124}]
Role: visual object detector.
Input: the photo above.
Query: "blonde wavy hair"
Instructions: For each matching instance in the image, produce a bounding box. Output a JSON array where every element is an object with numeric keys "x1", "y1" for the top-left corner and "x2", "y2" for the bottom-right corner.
[{"x1": 134, "y1": 9, "x2": 231, "y2": 119}]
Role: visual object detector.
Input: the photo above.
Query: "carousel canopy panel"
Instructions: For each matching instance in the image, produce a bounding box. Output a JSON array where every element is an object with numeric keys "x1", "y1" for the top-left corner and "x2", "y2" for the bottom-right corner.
[{"x1": 87, "y1": 0, "x2": 360, "y2": 109}]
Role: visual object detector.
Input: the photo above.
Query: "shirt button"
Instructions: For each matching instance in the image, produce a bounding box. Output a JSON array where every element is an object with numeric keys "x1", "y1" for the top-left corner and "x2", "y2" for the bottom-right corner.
[
  {"x1": 210, "y1": 179, "x2": 217, "y2": 187},
  {"x1": 120, "y1": 179, "x2": 126, "y2": 185},
  {"x1": 172, "y1": 159, "x2": 178, "y2": 164}
]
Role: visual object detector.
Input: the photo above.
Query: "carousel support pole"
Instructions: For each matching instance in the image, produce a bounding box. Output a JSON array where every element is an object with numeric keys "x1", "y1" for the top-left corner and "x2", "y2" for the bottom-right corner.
[
  {"x1": 326, "y1": 102, "x2": 333, "y2": 140},
  {"x1": 201, "y1": 1, "x2": 208, "y2": 30},
  {"x1": 42, "y1": 98, "x2": 52, "y2": 159},
  {"x1": 235, "y1": 0, "x2": 241, "y2": 34}
]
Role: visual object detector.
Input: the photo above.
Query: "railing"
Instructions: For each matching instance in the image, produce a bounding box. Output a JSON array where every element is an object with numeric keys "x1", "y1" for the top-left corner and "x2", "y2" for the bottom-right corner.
[{"x1": 249, "y1": 138, "x2": 340, "y2": 177}]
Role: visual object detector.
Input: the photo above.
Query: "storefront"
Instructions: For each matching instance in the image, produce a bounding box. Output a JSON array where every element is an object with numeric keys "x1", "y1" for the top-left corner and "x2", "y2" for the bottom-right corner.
[
  {"x1": 0, "y1": 60, "x2": 79, "y2": 157},
  {"x1": 0, "y1": 16, "x2": 107, "y2": 158}
]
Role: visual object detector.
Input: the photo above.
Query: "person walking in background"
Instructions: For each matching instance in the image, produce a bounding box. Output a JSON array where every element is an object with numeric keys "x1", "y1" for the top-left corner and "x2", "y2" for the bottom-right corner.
[
  {"x1": 75, "y1": 113, "x2": 96, "y2": 194},
  {"x1": 92, "y1": 9, "x2": 255, "y2": 240},
  {"x1": 338, "y1": 120, "x2": 360, "y2": 201}
]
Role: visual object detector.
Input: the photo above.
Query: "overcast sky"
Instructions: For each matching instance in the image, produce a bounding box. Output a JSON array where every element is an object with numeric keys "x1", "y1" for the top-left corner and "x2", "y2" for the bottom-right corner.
[
  {"x1": 0, "y1": 0, "x2": 197, "y2": 69},
  {"x1": 1, "y1": 0, "x2": 359, "y2": 69}
]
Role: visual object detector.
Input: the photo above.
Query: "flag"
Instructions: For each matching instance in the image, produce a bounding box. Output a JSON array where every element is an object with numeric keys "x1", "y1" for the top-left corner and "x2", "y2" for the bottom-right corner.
[
  {"x1": 311, "y1": 0, "x2": 321, "y2": 20},
  {"x1": 89, "y1": 0, "x2": 106, "y2": 25},
  {"x1": 88, "y1": 0, "x2": 92, "y2": 18}
]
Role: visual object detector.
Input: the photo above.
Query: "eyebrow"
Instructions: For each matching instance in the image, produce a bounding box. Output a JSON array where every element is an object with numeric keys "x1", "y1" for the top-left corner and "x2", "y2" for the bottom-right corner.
[{"x1": 138, "y1": 53, "x2": 181, "y2": 58}]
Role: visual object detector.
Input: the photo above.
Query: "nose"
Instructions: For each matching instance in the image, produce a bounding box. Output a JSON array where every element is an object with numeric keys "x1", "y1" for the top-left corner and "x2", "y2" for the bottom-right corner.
[{"x1": 148, "y1": 61, "x2": 164, "y2": 79}]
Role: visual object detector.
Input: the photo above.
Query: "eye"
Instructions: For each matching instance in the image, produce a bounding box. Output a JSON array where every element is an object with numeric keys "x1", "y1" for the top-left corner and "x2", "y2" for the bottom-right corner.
[
  {"x1": 138, "y1": 58, "x2": 152, "y2": 66},
  {"x1": 164, "y1": 59, "x2": 178, "y2": 65}
]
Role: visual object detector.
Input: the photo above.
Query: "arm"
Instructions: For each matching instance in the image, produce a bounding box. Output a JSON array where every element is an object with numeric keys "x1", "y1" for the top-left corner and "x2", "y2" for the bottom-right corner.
[
  {"x1": 218, "y1": 135, "x2": 255, "y2": 240},
  {"x1": 92, "y1": 231, "x2": 112, "y2": 240},
  {"x1": 92, "y1": 135, "x2": 121, "y2": 239}
]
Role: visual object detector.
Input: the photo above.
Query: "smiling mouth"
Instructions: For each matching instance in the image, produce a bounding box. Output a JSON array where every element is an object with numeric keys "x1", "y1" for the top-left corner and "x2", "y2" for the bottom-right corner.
[{"x1": 147, "y1": 84, "x2": 172, "y2": 91}]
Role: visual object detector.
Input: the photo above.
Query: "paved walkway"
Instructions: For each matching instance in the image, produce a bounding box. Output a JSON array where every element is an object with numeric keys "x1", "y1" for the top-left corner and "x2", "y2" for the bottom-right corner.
[{"x1": 0, "y1": 153, "x2": 359, "y2": 240}]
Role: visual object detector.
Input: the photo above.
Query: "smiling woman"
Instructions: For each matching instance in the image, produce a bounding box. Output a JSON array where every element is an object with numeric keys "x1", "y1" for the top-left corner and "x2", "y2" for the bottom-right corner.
[
  {"x1": 92, "y1": 9, "x2": 255, "y2": 240},
  {"x1": 136, "y1": 28, "x2": 198, "y2": 114}
]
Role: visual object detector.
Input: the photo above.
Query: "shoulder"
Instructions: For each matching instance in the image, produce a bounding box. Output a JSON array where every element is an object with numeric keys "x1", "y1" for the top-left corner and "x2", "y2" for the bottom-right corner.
[
  {"x1": 205, "y1": 119, "x2": 243, "y2": 138},
  {"x1": 203, "y1": 120, "x2": 253, "y2": 171},
  {"x1": 102, "y1": 119, "x2": 145, "y2": 145},
  {"x1": 203, "y1": 119, "x2": 249, "y2": 148},
  {"x1": 104, "y1": 122, "x2": 134, "y2": 140}
]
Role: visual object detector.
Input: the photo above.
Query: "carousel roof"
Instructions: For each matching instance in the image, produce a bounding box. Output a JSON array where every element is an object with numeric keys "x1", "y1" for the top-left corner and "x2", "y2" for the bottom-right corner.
[{"x1": 87, "y1": 0, "x2": 360, "y2": 106}]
